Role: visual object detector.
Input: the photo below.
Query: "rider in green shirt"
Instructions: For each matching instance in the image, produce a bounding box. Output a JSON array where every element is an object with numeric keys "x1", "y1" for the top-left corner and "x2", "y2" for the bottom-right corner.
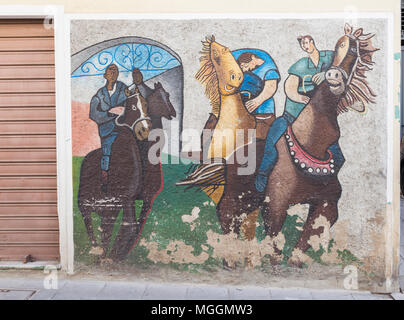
[
  {"x1": 283, "y1": 35, "x2": 334, "y2": 120},
  {"x1": 255, "y1": 35, "x2": 345, "y2": 192}
]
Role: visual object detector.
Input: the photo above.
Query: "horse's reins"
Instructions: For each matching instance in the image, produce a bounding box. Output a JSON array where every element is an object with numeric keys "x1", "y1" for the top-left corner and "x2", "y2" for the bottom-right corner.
[
  {"x1": 114, "y1": 92, "x2": 151, "y2": 131},
  {"x1": 331, "y1": 36, "x2": 361, "y2": 88}
]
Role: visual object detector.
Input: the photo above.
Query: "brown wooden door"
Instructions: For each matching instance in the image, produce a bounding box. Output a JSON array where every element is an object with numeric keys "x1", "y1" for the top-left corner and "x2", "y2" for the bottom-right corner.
[{"x1": 0, "y1": 19, "x2": 59, "y2": 262}]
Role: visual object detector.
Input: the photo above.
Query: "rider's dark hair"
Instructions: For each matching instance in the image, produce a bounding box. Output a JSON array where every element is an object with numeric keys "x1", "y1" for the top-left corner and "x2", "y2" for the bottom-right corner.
[
  {"x1": 104, "y1": 63, "x2": 118, "y2": 73},
  {"x1": 297, "y1": 35, "x2": 315, "y2": 46},
  {"x1": 236, "y1": 52, "x2": 257, "y2": 65}
]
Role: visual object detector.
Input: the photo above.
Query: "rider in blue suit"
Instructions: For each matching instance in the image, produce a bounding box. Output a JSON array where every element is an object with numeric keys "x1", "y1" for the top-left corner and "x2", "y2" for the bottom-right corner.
[{"x1": 89, "y1": 63, "x2": 127, "y2": 192}]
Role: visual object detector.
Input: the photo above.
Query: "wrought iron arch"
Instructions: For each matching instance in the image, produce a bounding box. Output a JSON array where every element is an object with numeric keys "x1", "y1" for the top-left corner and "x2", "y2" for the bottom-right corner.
[{"x1": 71, "y1": 36, "x2": 182, "y2": 80}]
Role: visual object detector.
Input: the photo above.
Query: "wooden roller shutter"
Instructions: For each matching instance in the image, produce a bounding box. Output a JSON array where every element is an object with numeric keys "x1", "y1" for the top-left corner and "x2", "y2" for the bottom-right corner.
[{"x1": 0, "y1": 19, "x2": 59, "y2": 262}]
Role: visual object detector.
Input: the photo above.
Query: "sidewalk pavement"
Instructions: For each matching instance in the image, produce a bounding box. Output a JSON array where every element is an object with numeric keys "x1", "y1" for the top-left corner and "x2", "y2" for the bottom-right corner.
[{"x1": 0, "y1": 275, "x2": 403, "y2": 300}]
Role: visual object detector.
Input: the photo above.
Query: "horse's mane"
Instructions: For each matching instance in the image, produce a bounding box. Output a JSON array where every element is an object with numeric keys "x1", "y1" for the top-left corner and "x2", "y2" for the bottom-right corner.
[
  {"x1": 195, "y1": 36, "x2": 220, "y2": 117},
  {"x1": 338, "y1": 30, "x2": 379, "y2": 114}
]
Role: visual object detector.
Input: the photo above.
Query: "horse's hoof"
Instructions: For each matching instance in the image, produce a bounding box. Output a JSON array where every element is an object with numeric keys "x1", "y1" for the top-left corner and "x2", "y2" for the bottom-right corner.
[
  {"x1": 100, "y1": 258, "x2": 114, "y2": 266},
  {"x1": 287, "y1": 249, "x2": 310, "y2": 268},
  {"x1": 287, "y1": 258, "x2": 305, "y2": 268},
  {"x1": 89, "y1": 246, "x2": 104, "y2": 256},
  {"x1": 223, "y1": 259, "x2": 236, "y2": 271},
  {"x1": 245, "y1": 257, "x2": 254, "y2": 269},
  {"x1": 269, "y1": 254, "x2": 283, "y2": 266}
]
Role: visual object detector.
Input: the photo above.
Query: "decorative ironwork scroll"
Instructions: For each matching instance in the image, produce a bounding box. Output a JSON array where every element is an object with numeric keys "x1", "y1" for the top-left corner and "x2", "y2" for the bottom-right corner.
[{"x1": 72, "y1": 43, "x2": 181, "y2": 81}]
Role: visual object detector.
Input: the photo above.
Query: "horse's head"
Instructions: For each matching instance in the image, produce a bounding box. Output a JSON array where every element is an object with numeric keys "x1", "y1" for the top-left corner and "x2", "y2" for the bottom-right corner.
[
  {"x1": 147, "y1": 82, "x2": 176, "y2": 120},
  {"x1": 195, "y1": 36, "x2": 243, "y2": 108},
  {"x1": 209, "y1": 36, "x2": 243, "y2": 95},
  {"x1": 329, "y1": 23, "x2": 378, "y2": 113},
  {"x1": 116, "y1": 88, "x2": 152, "y2": 140}
]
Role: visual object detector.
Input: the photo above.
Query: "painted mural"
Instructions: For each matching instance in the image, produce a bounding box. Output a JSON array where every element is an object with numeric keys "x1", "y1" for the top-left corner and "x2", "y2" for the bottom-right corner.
[
  {"x1": 178, "y1": 25, "x2": 377, "y2": 268},
  {"x1": 71, "y1": 18, "x2": 388, "y2": 289}
]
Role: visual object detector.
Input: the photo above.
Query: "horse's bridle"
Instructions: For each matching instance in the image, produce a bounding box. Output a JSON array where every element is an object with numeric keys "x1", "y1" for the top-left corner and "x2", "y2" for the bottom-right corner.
[
  {"x1": 331, "y1": 36, "x2": 361, "y2": 88},
  {"x1": 114, "y1": 92, "x2": 151, "y2": 131}
]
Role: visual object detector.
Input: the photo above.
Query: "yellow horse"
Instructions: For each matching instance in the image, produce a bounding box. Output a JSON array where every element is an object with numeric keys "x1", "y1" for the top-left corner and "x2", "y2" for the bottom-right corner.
[
  {"x1": 178, "y1": 36, "x2": 256, "y2": 201},
  {"x1": 196, "y1": 36, "x2": 256, "y2": 160},
  {"x1": 178, "y1": 36, "x2": 260, "y2": 246}
]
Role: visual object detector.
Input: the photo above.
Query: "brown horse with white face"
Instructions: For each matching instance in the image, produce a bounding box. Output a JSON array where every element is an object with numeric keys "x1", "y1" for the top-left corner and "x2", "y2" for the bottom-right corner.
[{"x1": 216, "y1": 24, "x2": 378, "y2": 268}]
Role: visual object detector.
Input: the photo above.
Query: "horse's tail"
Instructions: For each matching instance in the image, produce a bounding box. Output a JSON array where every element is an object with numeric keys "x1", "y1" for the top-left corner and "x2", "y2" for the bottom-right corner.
[{"x1": 176, "y1": 161, "x2": 225, "y2": 193}]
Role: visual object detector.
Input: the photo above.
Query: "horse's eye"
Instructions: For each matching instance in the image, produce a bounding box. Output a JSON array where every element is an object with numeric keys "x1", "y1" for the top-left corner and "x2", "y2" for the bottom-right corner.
[
  {"x1": 231, "y1": 74, "x2": 235, "y2": 81},
  {"x1": 340, "y1": 43, "x2": 345, "y2": 47},
  {"x1": 132, "y1": 105, "x2": 137, "y2": 110},
  {"x1": 239, "y1": 76, "x2": 242, "y2": 81}
]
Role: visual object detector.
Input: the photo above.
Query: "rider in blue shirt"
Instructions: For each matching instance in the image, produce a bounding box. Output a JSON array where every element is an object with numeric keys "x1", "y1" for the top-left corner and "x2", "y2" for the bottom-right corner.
[{"x1": 232, "y1": 49, "x2": 280, "y2": 115}]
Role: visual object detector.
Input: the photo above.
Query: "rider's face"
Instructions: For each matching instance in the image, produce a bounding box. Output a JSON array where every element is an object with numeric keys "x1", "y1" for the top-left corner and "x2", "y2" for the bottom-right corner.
[
  {"x1": 300, "y1": 38, "x2": 314, "y2": 54},
  {"x1": 104, "y1": 65, "x2": 119, "y2": 83},
  {"x1": 240, "y1": 56, "x2": 257, "y2": 72}
]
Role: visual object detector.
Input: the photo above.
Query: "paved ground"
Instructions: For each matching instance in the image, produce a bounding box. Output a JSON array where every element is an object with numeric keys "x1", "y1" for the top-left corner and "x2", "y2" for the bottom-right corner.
[{"x1": 0, "y1": 275, "x2": 401, "y2": 300}]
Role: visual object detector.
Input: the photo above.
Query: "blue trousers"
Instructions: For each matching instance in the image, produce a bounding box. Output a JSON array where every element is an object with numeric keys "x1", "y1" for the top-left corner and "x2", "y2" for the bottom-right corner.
[
  {"x1": 255, "y1": 112, "x2": 345, "y2": 191},
  {"x1": 99, "y1": 120, "x2": 119, "y2": 172}
]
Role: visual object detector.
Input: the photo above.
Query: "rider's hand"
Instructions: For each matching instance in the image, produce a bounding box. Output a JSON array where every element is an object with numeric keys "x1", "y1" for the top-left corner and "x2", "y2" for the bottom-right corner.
[
  {"x1": 312, "y1": 72, "x2": 326, "y2": 85},
  {"x1": 299, "y1": 95, "x2": 310, "y2": 105},
  {"x1": 109, "y1": 106, "x2": 124, "y2": 115},
  {"x1": 245, "y1": 98, "x2": 261, "y2": 113}
]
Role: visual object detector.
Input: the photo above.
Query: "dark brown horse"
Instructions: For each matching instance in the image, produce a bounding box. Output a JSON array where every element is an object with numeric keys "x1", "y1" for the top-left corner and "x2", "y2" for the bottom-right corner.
[
  {"x1": 217, "y1": 24, "x2": 378, "y2": 267},
  {"x1": 78, "y1": 82, "x2": 175, "y2": 262}
]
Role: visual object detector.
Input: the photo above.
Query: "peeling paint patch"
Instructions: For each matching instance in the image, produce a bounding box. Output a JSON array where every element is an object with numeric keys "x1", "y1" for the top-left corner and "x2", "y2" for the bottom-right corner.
[
  {"x1": 205, "y1": 230, "x2": 285, "y2": 268},
  {"x1": 286, "y1": 203, "x2": 309, "y2": 222},
  {"x1": 307, "y1": 215, "x2": 331, "y2": 252},
  {"x1": 140, "y1": 239, "x2": 210, "y2": 264},
  {"x1": 181, "y1": 206, "x2": 200, "y2": 223},
  {"x1": 89, "y1": 246, "x2": 103, "y2": 256},
  {"x1": 289, "y1": 248, "x2": 313, "y2": 265}
]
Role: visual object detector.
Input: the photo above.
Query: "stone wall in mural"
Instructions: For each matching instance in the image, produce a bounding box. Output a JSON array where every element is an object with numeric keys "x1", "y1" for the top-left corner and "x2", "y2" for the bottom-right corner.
[{"x1": 71, "y1": 18, "x2": 390, "y2": 290}]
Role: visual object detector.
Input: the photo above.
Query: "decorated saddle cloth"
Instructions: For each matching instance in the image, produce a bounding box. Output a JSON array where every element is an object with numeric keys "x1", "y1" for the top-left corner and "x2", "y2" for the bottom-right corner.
[
  {"x1": 285, "y1": 126, "x2": 337, "y2": 177},
  {"x1": 259, "y1": 117, "x2": 344, "y2": 178}
]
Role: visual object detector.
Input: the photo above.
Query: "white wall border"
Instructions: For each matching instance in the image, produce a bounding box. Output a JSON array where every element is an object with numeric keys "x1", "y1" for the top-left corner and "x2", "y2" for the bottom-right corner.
[
  {"x1": 56, "y1": 8, "x2": 75, "y2": 275},
  {"x1": 0, "y1": 5, "x2": 74, "y2": 274}
]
